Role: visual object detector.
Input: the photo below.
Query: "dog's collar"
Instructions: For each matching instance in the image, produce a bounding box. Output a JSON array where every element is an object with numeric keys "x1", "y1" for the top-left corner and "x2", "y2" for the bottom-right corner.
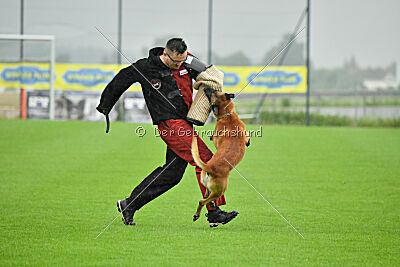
[{"x1": 217, "y1": 111, "x2": 236, "y2": 121}]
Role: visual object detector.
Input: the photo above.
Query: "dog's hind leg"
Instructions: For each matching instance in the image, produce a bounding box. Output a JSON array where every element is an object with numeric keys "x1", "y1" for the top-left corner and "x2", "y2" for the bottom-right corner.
[
  {"x1": 203, "y1": 188, "x2": 210, "y2": 198},
  {"x1": 193, "y1": 191, "x2": 222, "y2": 221},
  {"x1": 193, "y1": 200, "x2": 205, "y2": 222},
  {"x1": 193, "y1": 188, "x2": 219, "y2": 222},
  {"x1": 200, "y1": 193, "x2": 221, "y2": 210},
  {"x1": 193, "y1": 189, "x2": 209, "y2": 221}
]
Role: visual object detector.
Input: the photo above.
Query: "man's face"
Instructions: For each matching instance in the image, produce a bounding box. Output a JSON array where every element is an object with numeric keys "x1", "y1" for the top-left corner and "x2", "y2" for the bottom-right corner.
[{"x1": 164, "y1": 49, "x2": 187, "y2": 70}]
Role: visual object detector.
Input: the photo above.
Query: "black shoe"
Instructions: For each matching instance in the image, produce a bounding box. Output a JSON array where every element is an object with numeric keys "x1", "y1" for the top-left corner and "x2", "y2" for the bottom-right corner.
[
  {"x1": 205, "y1": 207, "x2": 238, "y2": 227},
  {"x1": 117, "y1": 199, "x2": 136, "y2": 226}
]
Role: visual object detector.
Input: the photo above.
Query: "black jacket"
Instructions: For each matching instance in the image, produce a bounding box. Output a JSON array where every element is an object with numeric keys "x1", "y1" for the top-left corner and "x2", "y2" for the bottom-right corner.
[{"x1": 97, "y1": 47, "x2": 201, "y2": 125}]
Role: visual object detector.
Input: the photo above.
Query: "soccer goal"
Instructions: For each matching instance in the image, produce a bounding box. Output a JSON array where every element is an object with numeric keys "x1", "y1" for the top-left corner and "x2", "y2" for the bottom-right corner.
[{"x1": 0, "y1": 34, "x2": 55, "y2": 120}]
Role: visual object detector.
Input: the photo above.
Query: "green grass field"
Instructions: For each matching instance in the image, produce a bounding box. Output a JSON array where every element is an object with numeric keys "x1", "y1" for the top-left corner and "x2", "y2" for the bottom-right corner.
[{"x1": 0, "y1": 119, "x2": 399, "y2": 265}]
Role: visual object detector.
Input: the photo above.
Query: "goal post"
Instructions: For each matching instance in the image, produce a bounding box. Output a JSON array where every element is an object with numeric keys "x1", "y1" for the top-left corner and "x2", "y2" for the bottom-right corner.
[{"x1": 0, "y1": 34, "x2": 55, "y2": 120}]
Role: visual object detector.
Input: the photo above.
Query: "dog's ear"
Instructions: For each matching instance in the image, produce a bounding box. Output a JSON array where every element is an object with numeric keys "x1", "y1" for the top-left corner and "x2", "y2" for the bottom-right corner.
[{"x1": 225, "y1": 93, "x2": 235, "y2": 101}]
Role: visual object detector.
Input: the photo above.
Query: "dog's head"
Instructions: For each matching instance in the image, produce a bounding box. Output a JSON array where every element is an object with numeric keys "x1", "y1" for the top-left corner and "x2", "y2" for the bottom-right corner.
[{"x1": 204, "y1": 88, "x2": 235, "y2": 117}]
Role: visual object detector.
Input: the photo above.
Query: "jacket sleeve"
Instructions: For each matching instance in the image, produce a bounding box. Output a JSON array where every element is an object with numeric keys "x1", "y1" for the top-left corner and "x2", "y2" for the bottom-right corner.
[{"x1": 96, "y1": 64, "x2": 140, "y2": 114}]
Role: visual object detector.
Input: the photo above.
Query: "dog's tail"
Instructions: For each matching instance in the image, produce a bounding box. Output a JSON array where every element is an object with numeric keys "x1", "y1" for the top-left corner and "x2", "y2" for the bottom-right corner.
[{"x1": 191, "y1": 136, "x2": 209, "y2": 172}]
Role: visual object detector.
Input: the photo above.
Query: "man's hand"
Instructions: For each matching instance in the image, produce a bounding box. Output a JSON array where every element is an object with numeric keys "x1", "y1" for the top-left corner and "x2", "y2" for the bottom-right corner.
[
  {"x1": 96, "y1": 106, "x2": 110, "y2": 133},
  {"x1": 96, "y1": 106, "x2": 109, "y2": 115}
]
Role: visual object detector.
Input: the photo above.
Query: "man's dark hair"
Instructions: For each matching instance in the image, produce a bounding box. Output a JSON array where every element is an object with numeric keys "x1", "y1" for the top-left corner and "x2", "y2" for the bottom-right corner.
[{"x1": 166, "y1": 38, "x2": 187, "y2": 54}]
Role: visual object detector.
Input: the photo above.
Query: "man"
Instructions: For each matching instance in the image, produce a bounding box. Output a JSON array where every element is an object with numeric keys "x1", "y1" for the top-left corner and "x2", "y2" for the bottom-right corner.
[{"x1": 97, "y1": 38, "x2": 238, "y2": 227}]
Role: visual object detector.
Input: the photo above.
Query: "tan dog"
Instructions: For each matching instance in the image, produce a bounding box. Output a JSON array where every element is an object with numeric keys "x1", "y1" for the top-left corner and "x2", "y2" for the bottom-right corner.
[{"x1": 192, "y1": 89, "x2": 250, "y2": 222}]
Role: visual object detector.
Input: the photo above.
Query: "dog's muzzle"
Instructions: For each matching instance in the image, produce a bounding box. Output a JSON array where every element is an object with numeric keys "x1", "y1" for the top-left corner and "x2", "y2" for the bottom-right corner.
[{"x1": 211, "y1": 103, "x2": 219, "y2": 115}]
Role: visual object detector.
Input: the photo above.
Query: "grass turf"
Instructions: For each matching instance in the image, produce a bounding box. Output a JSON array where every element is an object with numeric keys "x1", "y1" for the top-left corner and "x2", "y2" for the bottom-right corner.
[{"x1": 0, "y1": 119, "x2": 399, "y2": 265}]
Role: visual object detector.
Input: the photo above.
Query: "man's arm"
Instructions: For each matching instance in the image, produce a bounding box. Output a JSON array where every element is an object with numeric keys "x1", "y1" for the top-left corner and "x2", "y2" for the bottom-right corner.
[{"x1": 96, "y1": 64, "x2": 140, "y2": 115}]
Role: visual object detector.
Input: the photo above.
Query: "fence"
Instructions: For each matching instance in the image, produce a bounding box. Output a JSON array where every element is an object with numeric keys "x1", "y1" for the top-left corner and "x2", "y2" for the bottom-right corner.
[{"x1": 1, "y1": 88, "x2": 399, "y2": 125}]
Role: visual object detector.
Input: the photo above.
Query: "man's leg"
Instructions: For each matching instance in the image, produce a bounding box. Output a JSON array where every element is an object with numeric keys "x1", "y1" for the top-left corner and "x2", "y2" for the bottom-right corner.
[
  {"x1": 118, "y1": 147, "x2": 187, "y2": 225},
  {"x1": 158, "y1": 120, "x2": 224, "y2": 209},
  {"x1": 159, "y1": 119, "x2": 238, "y2": 226}
]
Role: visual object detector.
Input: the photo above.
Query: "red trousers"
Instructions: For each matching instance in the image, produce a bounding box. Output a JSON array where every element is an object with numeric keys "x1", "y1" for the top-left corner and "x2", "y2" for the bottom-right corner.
[{"x1": 158, "y1": 119, "x2": 226, "y2": 209}]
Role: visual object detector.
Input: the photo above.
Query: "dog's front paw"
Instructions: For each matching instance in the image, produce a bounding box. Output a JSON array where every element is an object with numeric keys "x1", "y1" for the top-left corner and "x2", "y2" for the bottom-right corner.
[
  {"x1": 193, "y1": 214, "x2": 200, "y2": 222},
  {"x1": 246, "y1": 138, "x2": 251, "y2": 147}
]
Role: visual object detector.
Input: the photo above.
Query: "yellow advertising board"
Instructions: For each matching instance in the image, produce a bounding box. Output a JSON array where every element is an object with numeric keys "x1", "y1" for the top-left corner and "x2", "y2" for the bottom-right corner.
[
  {"x1": 218, "y1": 66, "x2": 307, "y2": 93},
  {"x1": 0, "y1": 63, "x2": 306, "y2": 93}
]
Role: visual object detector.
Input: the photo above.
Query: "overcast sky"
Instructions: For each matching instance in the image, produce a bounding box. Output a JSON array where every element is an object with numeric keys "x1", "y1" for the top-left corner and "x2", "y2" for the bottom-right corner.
[{"x1": 0, "y1": 0, "x2": 399, "y2": 68}]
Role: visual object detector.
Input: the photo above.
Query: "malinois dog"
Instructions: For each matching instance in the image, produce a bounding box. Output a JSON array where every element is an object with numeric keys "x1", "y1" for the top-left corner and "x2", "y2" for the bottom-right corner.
[{"x1": 192, "y1": 88, "x2": 250, "y2": 223}]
